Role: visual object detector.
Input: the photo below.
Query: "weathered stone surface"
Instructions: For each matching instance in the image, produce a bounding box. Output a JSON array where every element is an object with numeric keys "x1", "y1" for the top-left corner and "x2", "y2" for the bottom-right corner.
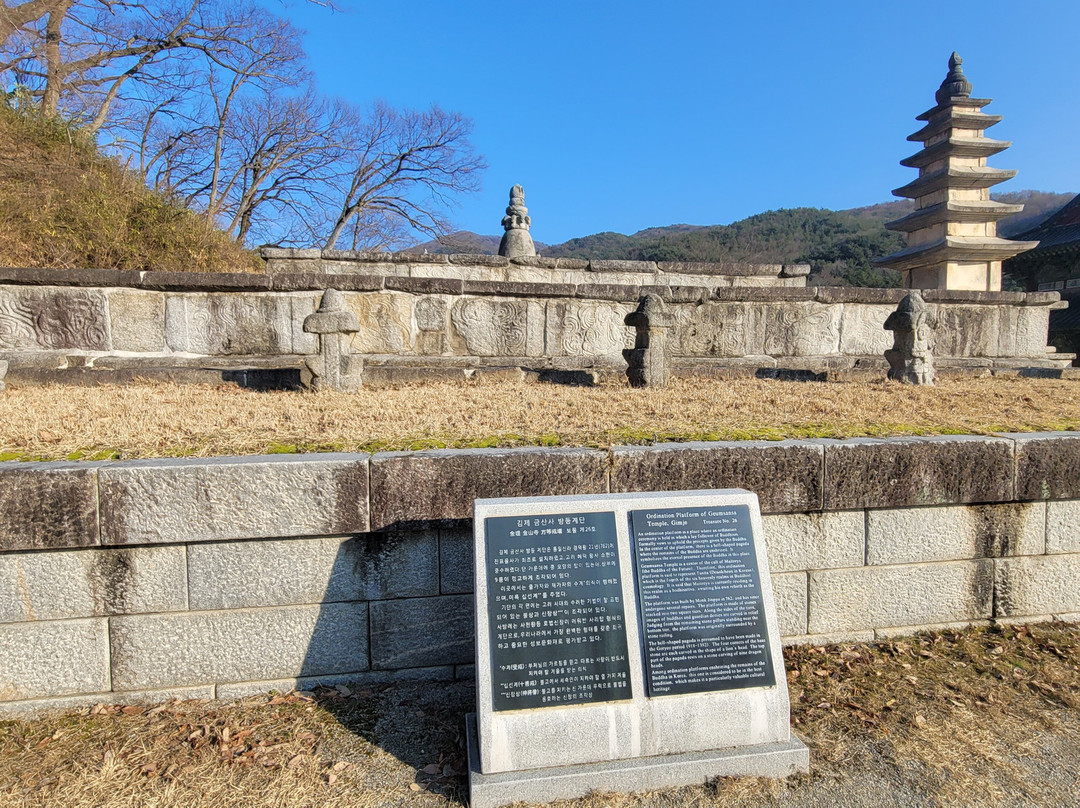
[
  {"x1": 576, "y1": 283, "x2": 643, "y2": 302},
  {"x1": 712, "y1": 287, "x2": 816, "y2": 303},
  {"x1": 995, "y1": 554, "x2": 1080, "y2": 617},
  {"x1": 545, "y1": 300, "x2": 632, "y2": 357},
  {"x1": 215, "y1": 666, "x2": 454, "y2": 701},
  {"x1": 498, "y1": 185, "x2": 536, "y2": 260},
  {"x1": 771, "y1": 571, "x2": 808, "y2": 636},
  {"x1": 1046, "y1": 500, "x2": 1080, "y2": 554},
  {"x1": 0, "y1": 359, "x2": 6, "y2": 392},
  {"x1": 0, "y1": 267, "x2": 141, "y2": 288},
  {"x1": 610, "y1": 441, "x2": 823, "y2": 513},
  {"x1": 884, "y1": 292, "x2": 935, "y2": 385},
  {"x1": 450, "y1": 254, "x2": 508, "y2": 268},
  {"x1": 839, "y1": 304, "x2": 894, "y2": 355},
  {"x1": 369, "y1": 447, "x2": 608, "y2": 530},
  {"x1": 344, "y1": 291, "x2": 414, "y2": 354},
  {"x1": 0, "y1": 547, "x2": 186, "y2": 622},
  {"x1": 761, "y1": 511, "x2": 865, "y2": 572},
  {"x1": 0, "y1": 618, "x2": 109, "y2": 701},
  {"x1": 385, "y1": 276, "x2": 464, "y2": 295},
  {"x1": 439, "y1": 526, "x2": 474, "y2": 594},
  {"x1": 187, "y1": 533, "x2": 438, "y2": 610},
  {"x1": 269, "y1": 273, "x2": 385, "y2": 293},
  {"x1": 867, "y1": 503, "x2": 1044, "y2": 565},
  {"x1": 138, "y1": 272, "x2": 272, "y2": 293},
  {"x1": 110, "y1": 602, "x2": 370, "y2": 690},
  {"x1": 762, "y1": 302, "x2": 842, "y2": 356},
  {"x1": 588, "y1": 260, "x2": 657, "y2": 274},
  {"x1": 675, "y1": 302, "x2": 757, "y2": 357},
  {"x1": 808, "y1": 560, "x2": 993, "y2": 633},
  {"x1": 462, "y1": 280, "x2": 574, "y2": 299},
  {"x1": 1012, "y1": 432, "x2": 1080, "y2": 501},
  {"x1": 0, "y1": 287, "x2": 109, "y2": 350},
  {"x1": 823, "y1": 436, "x2": 1014, "y2": 510},
  {"x1": 814, "y1": 288, "x2": 905, "y2": 305},
  {"x1": 450, "y1": 297, "x2": 529, "y2": 356},
  {"x1": 369, "y1": 594, "x2": 473, "y2": 669},
  {"x1": 0, "y1": 464, "x2": 99, "y2": 551},
  {"x1": 932, "y1": 304, "x2": 998, "y2": 357},
  {"x1": 105, "y1": 290, "x2": 165, "y2": 352},
  {"x1": 99, "y1": 454, "x2": 369, "y2": 545},
  {"x1": 164, "y1": 293, "x2": 295, "y2": 355},
  {"x1": 0, "y1": 685, "x2": 215, "y2": 717}
]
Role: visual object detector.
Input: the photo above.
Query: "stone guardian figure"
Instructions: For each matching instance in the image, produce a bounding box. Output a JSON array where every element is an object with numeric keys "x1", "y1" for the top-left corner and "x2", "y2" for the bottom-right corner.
[
  {"x1": 884, "y1": 291, "x2": 935, "y2": 385},
  {"x1": 497, "y1": 185, "x2": 537, "y2": 259}
]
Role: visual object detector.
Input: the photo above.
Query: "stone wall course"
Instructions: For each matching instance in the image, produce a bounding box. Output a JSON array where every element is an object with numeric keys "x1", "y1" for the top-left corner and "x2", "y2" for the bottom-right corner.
[
  {"x1": 369, "y1": 447, "x2": 608, "y2": 530},
  {"x1": 0, "y1": 618, "x2": 109, "y2": 701},
  {"x1": 0, "y1": 546, "x2": 186, "y2": 622},
  {"x1": 808, "y1": 560, "x2": 994, "y2": 634},
  {"x1": 1011, "y1": 433, "x2": 1080, "y2": 501},
  {"x1": 0, "y1": 464, "x2": 99, "y2": 552},
  {"x1": 138, "y1": 272, "x2": 272, "y2": 293},
  {"x1": 385, "y1": 276, "x2": 463, "y2": 296},
  {"x1": 439, "y1": 527, "x2": 475, "y2": 595},
  {"x1": 771, "y1": 572, "x2": 808, "y2": 636},
  {"x1": 995, "y1": 554, "x2": 1080, "y2": 618},
  {"x1": 105, "y1": 289, "x2": 166, "y2": 352},
  {"x1": 761, "y1": 511, "x2": 865, "y2": 572},
  {"x1": 822, "y1": 435, "x2": 1014, "y2": 510},
  {"x1": 109, "y1": 603, "x2": 369, "y2": 691},
  {"x1": 867, "y1": 503, "x2": 1045, "y2": 565},
  {"x1": 610, "y1": 441, "x2": 823, "y2": 514},
  {"x1": 186, "y1": 533, "x2": 438, "y2": 611},
  {"x1": 369, "y1": 595, "x2": 473, "y2": 670},
  {"x1": 270, "y1": 273, "x2": 384, "y2": 293},
  {"x1": 1046, "y1": 500, "x2": 1080, "y2": 554},
  {"x1": 98, "y1": 454, "x2": 369, "y2": 545}
]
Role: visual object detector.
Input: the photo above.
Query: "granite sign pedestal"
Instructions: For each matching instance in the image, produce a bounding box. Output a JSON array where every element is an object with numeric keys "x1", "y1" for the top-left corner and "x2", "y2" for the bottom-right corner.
[{"x1": 468, "y1": 490, "x2": 808, "y2": 808}]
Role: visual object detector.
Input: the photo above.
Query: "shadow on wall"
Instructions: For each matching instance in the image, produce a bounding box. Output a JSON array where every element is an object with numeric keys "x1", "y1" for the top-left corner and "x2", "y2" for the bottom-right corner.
[{"x1": 299, "y1": 526, "x2": 476, "y2": 795}]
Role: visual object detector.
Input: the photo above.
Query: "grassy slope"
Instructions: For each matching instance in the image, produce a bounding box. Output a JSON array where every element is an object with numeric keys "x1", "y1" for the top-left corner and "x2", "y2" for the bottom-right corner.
[{"x1": 0, "y1": 107, "x2": 259, "y2": 272}]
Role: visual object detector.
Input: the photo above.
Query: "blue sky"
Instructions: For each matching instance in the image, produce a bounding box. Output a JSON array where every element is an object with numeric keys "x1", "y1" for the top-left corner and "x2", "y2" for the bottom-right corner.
[{"x1": 275, "y1": 0, "x2": 1080, "y2": 244}]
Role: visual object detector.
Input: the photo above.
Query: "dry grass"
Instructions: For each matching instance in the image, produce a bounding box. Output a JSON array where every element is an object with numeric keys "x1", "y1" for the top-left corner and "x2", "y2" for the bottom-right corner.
[
  {"x1": 0, "y1": 375, "x2": 1077, "y2": 461},
  {"x1": 0, "y1": 623, "x2": 1077, "y2": 807}
]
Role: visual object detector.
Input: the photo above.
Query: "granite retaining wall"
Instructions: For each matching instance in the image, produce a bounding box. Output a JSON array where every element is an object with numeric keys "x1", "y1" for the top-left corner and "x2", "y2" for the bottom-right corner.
[
  {"x1": 0, "y1": 266, "x2": 1070, "y2": 386},
  {"x1": 0, "y1": 433, "x2": 1078, "y2": 714}
]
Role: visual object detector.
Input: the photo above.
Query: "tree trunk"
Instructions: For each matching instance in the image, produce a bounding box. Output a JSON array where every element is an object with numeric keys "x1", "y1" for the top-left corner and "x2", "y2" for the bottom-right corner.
[{"x1": 40, "y1": 0, "x2": 72, "y2": 118}]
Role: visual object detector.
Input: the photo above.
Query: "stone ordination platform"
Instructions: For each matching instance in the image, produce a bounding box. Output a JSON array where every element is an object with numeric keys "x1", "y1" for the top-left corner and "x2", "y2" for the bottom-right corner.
[{"x1": 469, "y1": 490, "x2": 808, "y2": 807}]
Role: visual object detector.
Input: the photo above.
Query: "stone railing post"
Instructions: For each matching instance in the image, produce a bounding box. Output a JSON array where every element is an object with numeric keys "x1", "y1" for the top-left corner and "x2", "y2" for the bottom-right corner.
[
  {"x1": 884, "y1": 290, "x2": 935, "y2": 385},
  {"x1": 303, "y1": 289, "x2": 363, "y2": 392},
  {"x1": 624, "y1": 295, "x2": 674, "y2": 388}
]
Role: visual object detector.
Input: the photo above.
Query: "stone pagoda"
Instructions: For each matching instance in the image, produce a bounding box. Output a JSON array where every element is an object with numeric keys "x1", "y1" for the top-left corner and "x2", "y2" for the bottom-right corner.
[
  {"x1": 875, "y1": 53, "x2": 1037, "y2": 290},
  {"x1": 497, "y1": 184, "x2": 536, "y2": 259}
]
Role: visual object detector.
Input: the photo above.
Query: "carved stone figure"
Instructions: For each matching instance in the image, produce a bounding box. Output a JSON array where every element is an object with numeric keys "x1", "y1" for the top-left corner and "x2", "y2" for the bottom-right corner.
[
  {"x1": 624, "y1": 295, "x2": 674, "y2": 388},
  {"x1": 497, "y1": 184, "x2": 537, "y2": 259},
  {"x1": 303, "y1": 289, "x2": 363, "y2": 391},
  {"x1": 884, "y1": 291, "x2": 935, "y2": 385}
]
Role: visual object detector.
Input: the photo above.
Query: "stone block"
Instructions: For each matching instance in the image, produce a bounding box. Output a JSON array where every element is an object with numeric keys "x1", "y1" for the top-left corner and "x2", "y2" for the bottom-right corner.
[
  {"x1": 450, "y1": 297, "x2": 532, "y2": 356},
  {"x1": 676, "y1": 302, "x2": 759, "y2": 357},
  {"x1": 450, "y1": 254, "x2": 508, "y2": 268},
  {"x1": 1047, "y1": 500, "x2": 1080, "y2": 554},
  {"x1": 99, "y1": 454, "x2": 368, "y2": 545},
  {"x1": 1013, "y1": 432, "x2": 1080, "y2": 501},
  {"x1": 110, "y1": 602, "x2": 369, "y2": 690},
  {"x1": 289, "y1": 293, "x2": 319, "y2": 356},
  {"x1": 0, "y1": 464, "x2": 99, "y2": 551},
  {"x1": 163, "y1": 293, "x2": 295, "y2": 355},
  {"x1": 761, "y1": 511, "x2": 865, "y2": 572},
  {"x1": 995, "y1": 554, "x2": 1080, "y2": 618},
  {"x1": 838, "y1": 304, "x2": 894, "y2": 355},
  {"x1": 0, "y1": 267, "x2": 141, "y2": 288},
  {"x1": 867, "y1": 503, "x2": 1045, "y2": 565},
  {"x1": 588, "y1": 259, "x2": 656, "y2": 274},
  {"x1": 874, "y1": 619, "x2": 990, "y2": 639},
  {"x1": 575, "y1": 283, "x2": 642, "y2": 302},
  {"x1": 370, "y1": 447, "x2": 608, "y2": 530},
  {"x1": 105, "y1": 290, "x2": 166, "y2": 352},
  {"x1": 781, "y1": 630, "x2": 876, "y2": 647},
  {"x1": 385, "y1": 276, "x2": 463, "y2": 295},
  {"x1": 463, "y1": 280, "x2": 574, "y2": 298},
  {"x1": 369, "y1": 594, "x2": 473, "y2": 669},
  {"x1": 0, "y1": 286, "x2": 109, "y2": 350},
  {"x1": 808, "y1": 560, "x2": 993, "y2": 634},
  {"x1": 0, "y1": 618, "x2": 109, "y2": 701},
  {"x1": 771, "y1": 571, "x2": 808, "y2": 636},
  {"x1": 138, "y1": 272, "x2": 272, "y2": 292},
  {"x1": 823, "y1": 435, "x2": 1014, "y2": 510},
  {"x1": 187, "y1": 532, "x2": 438, "y2": 610},
  {"x1": 270, "y1": 273, "x2": 385, "y2": 293},
  {"x1": 0, "y1": 546, "x2": 186, "y2": 622},
  {"x1": 440, "y1": 526, "x2": 475, "y2": 594},
  {"x1": 544, "y1": 299, "x2": 633, "y2": 358},
  {"x1": 932, "y1": 304, "x2": 998, "y2": 358},
  {"x1": 610, "y1": 441, "x2": 823, "y2": 514},
  {"x1": 761, "y1": 302, "x2": 842, "y2": 356}
]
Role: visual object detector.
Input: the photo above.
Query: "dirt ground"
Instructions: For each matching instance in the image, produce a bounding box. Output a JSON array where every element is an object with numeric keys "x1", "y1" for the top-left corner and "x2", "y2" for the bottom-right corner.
[
  {"x1": 1, "y1": 622, "x2": 1077, "y2": 808},
  {"x1": 0, "y1": 376, "x2": 1077, "y2": 461}
]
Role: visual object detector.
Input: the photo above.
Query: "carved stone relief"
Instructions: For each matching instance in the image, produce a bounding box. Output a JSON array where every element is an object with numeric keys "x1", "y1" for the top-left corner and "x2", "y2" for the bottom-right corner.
[
  {"x1": 677, "y1": 303, "x2": 754, "y2": 357},
  {"x1": 555, "y1": 301, "x2": 630, "y2": 357},
  {"x1": 347, "y1": 293, "x2": 414, "y2": 354},
  {"x1": 0, "y1": 288, "x2": 109, "y2": 351},
  {"x1": 839, "y1": 305, "x2": 894, "y2": 356},
  {"x1": 450, "y1": 298, "x2": 527, "y2": 357},
  {"x1": 761, "y1": 302, "x2": 841, "y2": 357}
]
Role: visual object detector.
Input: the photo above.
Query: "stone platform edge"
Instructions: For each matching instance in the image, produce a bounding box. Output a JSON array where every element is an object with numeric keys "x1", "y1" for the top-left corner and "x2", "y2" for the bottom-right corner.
[{"x1": 1, "y1": 432, "x2": 1078, "y2": 553}]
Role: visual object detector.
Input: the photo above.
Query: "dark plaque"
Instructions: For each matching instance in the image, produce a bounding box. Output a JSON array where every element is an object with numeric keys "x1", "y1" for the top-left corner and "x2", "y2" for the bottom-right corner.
[
  {"x1": 630, "y1": 504, "x2": 775, "y2": 696},
  {"x1": 485, "y1": 511, "x2": 633, "y2": 711}
]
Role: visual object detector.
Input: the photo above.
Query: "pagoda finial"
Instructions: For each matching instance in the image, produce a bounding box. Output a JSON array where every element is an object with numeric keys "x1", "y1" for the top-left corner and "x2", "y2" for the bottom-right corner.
[
  {"x1": 498, "y1": 184, "x2": 536, "y2": 258},
  {"x1": 935, "y1": 51, "x2": 972, "y2": 104}
]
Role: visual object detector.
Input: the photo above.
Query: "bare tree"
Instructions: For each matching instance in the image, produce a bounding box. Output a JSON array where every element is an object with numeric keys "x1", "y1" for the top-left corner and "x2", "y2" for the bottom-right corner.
[{"x1": 323, "y1": 102, "x2": 485, "y2": 250}]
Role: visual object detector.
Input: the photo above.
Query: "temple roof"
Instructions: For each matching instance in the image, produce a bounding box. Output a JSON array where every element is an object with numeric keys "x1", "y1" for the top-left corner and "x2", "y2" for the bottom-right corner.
[
  {"x1": 908, "y1": 110, "x2": 1002, "y2": 143},
  {"x1": 1008, "y1": 193, "x2": 1080, "y2": 261},
  {"x1": 893, "y1": 166, "x2": 1017, "y2": 199},
  {"x1": 885, "y1": 200, "x2": 1025, "y2": 233},
  {"x1": 875, "y1": 235, "x2": 1038, "y2": 272},
  {"x1": 900, "y1": 136, "x2": 1010, "y2": 169}
]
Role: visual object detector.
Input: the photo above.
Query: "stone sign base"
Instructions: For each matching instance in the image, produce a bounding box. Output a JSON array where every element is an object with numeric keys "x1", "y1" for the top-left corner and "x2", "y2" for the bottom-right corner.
[{"x1": 466, "y1": 714, "x2": 808, "y2": 808}]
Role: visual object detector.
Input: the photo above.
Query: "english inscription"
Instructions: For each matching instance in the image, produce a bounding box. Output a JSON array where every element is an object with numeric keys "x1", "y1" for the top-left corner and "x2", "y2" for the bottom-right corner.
[
  {"x1": 630, "y1": 504, "x2": 775, "y2": 696},
  {"x1": 485, "y1": 511, "x2": 632, "y2": 711}
]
